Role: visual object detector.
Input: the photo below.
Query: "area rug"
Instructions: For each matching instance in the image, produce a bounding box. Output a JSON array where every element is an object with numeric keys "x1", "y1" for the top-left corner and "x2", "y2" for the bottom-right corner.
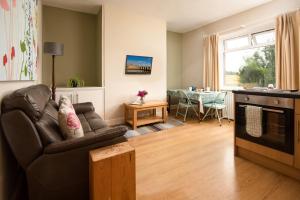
[{"x1": 125, "y1": 117, "x2": 184, "y2": 138}]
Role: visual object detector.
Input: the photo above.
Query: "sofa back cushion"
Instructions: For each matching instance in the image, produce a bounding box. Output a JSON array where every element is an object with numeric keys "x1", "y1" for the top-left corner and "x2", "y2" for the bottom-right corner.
[
  {"x1": 1, "y1": 84, "x2": 51, "y2": 122},
  {"x1": 36, "y1": 103, "x2": 63, "y2": 146}
]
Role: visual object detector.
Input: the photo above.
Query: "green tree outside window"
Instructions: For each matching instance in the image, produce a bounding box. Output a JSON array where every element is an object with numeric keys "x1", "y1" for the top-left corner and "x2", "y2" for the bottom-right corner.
[{"x1": 239, "y1": 45, "x2": 275, "y2": 87}]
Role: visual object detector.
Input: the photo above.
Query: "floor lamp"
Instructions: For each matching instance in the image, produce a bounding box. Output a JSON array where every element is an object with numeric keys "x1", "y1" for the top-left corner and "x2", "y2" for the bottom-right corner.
[{"x1": 44, "y1": 42, "x2": 64, "y2": 100}]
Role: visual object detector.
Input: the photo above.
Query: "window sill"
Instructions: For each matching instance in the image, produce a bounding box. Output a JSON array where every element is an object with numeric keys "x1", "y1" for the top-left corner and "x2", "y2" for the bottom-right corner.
[{"x1": 220, "y1": 86, "x2": 244, "y2": 91}]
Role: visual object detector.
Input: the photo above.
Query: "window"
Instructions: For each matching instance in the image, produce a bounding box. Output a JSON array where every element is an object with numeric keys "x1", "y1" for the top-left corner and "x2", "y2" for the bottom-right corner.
[{"x1": 222, "y1": 29, "x2": 275, "y2": 88}]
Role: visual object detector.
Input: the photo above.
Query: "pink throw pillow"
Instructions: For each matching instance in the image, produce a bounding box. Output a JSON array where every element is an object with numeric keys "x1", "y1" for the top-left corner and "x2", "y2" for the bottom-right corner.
[{"x1": 58, "y1": 96, "x2": 84, "y2": 139}]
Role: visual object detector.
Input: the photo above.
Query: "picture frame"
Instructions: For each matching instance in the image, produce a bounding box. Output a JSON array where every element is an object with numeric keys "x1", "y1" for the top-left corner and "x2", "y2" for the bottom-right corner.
[{"x1": 125, "y1": 55, "x2": 153, "y2": 75}]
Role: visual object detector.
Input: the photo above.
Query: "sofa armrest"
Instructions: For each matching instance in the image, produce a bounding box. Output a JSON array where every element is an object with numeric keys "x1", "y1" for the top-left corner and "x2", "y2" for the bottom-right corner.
[
  {"x1": 26, "y1": 130, "x2": 127, "y2": 199},
  {"x1": 1, "y1": 110, "x2": 43, "y2": 169},
  {"x1": 44, "y1": 126, "x2": 128, "y2": 154},
  {"x1": 73, "y1": 102, "x2": 95, "y2": 114}
]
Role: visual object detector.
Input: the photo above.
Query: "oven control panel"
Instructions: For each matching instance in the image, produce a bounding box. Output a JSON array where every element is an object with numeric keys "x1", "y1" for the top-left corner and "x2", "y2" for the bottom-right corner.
[{"x1": 235, "y1": 94, "x2": 294, "y2": 109}]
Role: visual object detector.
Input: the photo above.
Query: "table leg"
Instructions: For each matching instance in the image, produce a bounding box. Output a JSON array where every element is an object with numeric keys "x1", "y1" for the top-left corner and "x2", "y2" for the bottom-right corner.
[
  {"x1": 162, "y1": 106, "x2": 168, "y2": 123},
  {"x1": 198, "y1": 101, "x2": 201, "y2": 122},
  {"x1": 167, "y1": 94, "x2": 171, "y2": 113},
  {"x1": 133, "y1": 110, "x2": 137, "y2": 130},
  {"x1": 124, "y1": 106, "x2": 128, "y2": 123},
  {"x1": 153, "y1": 108, "x2": 156, "y2": 117}
]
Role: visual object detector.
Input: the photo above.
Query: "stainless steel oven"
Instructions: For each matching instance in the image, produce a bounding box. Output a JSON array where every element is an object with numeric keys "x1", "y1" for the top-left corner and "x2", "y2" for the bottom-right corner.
[{"x1": 235, "y1": 94, "x2": 294, "y2": 154}]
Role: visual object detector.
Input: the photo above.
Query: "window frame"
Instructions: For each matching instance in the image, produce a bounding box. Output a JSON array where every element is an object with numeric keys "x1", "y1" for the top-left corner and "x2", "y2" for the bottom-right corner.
[
  {"x1": 220, "y1": 28, "x2": 275, "y2": 89},
  {"x1": 252, "y1": 29, "x2": 275, "y2": 47}
]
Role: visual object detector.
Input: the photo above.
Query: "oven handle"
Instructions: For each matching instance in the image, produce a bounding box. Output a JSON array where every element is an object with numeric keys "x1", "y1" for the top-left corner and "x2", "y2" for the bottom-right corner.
[{"x1": 238, "y1": 105, "x2": 284, "y2": 114}]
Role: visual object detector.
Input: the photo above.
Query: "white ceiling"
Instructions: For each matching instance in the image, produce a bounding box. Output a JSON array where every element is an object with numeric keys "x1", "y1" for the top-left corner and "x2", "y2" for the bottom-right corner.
[{"x1": 42, "y1": 0, "x2": 272, "y2": 33}]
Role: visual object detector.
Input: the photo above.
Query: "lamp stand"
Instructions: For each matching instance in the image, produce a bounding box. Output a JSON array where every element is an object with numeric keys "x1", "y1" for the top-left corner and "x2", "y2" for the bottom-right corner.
[{"x1": 52, "y1": 55, "x2": 56, "y2": 100}]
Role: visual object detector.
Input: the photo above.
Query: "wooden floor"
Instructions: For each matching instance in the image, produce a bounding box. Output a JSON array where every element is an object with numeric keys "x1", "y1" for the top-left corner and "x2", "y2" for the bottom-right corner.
[{"x1": 128, "y1": 119, "x2": 300, "y2": 200}]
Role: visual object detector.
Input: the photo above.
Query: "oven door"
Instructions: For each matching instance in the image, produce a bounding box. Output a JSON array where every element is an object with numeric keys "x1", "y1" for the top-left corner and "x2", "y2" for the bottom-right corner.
[{"x1": 235, "y1": 103, "x2": 294, "y2": 154}]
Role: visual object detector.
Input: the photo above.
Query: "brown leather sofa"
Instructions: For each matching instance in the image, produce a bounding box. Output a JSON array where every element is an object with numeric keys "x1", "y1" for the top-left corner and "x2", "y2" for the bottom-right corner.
[{"x1": 0, "y1": 84, "x2": 128, "y2": 200}]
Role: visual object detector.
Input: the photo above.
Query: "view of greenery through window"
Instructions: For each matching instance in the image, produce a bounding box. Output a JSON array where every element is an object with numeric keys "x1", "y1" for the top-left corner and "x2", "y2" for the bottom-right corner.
[
  {"x1": 223, "y1": 30, "x2": 275, "y2": 88},
  {"x1": 239, "y1": 45, "x2": 275, "y2": 87}
]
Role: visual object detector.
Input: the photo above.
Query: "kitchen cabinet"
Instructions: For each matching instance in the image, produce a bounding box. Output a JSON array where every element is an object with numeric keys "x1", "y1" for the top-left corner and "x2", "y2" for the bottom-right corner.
[
  {"x1": 56, "y1": 87, "x2": 105, "y2": 119},
  {"x1": 233, "y1": 91, "x2": 300, "y2": 181}
]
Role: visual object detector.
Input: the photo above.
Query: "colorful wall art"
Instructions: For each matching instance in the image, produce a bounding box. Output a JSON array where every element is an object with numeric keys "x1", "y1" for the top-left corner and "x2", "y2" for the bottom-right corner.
[{"x1": 0, "y1": 0, "x2": 38, "y2": 81}]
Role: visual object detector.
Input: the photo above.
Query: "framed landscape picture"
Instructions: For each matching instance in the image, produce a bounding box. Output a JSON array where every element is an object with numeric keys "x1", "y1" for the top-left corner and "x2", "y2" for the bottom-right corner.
[{"x1": 125, "y1": 55, "x2": 153, "y2": 75}]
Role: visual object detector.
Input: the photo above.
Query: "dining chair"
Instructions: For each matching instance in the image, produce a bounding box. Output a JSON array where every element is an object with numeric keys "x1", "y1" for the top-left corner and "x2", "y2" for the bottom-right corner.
[
  {"x1": 175, "y1": 90, "x2": 199, "y2": 122},
  {"x1": 202, "y1": 91, "x2": 230, "y2": 126}
]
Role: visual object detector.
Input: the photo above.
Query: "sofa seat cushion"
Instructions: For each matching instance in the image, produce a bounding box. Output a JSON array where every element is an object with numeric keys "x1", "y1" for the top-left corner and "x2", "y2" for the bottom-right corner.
[
  {"x1": 84, "y1": 126, "x2": 128, "y2": 140},
  {"x1": 78, "y1": 112, "x2": 107, "y2": 133},
  {"x1": 84, "y1": 111, "x2": 107, "y2": 130}
]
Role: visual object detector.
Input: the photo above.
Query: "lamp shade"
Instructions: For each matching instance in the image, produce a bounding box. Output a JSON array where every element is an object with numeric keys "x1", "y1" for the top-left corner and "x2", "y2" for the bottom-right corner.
[{"x1": 44, "y1": 42, "x2": 64, "y2": 56}]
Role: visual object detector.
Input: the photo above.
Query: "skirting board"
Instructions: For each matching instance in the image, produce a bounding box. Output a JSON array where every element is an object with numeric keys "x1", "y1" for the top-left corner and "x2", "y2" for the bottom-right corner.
[{"x1": 105, "y1": 117, "x2": 125, "y2": 126}]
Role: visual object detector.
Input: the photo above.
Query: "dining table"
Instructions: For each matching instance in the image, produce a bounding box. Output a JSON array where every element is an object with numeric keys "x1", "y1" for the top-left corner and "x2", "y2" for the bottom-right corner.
[{"x1": 167, "y1": 89, "x2": 220, "y2": 120}]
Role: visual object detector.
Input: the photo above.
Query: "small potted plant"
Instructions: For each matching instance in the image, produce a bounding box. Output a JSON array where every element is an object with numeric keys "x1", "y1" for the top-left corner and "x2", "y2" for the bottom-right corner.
[
  {"x1": 137, "y1": 90, "x2": 148, "y2": 104},
  {"x1": 67, "y1": 77, "x2": 85, "y2": 88}
]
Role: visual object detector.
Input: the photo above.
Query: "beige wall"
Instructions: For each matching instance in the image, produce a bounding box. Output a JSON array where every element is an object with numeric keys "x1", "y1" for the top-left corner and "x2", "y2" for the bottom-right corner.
[
  {"x1": 42, "y1": 6, "x2": 99, "y2": 87},
  {"x1": 167, "y1": 31, "x2": 182, "y2": 89},
  {"x1": 182, "y1": 0, "x2": 300, "y2": 88},
  {"x1": 102, "y1": 3, "x2": 167, "y2": 124},
  {"x1": 97, "y1": 7, "x2": 102, "y2": 86},
  {"x1": 0, "y1": 3, "x2": 43, "y2": 200}
]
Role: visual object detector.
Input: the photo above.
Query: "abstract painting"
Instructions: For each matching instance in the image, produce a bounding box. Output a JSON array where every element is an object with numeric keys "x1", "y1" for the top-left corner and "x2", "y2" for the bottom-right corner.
[
  {"x1": 125, "y1": 55, "x2": 153, "y2": 74},
  {"x1": 0, "y1": 0, "x2": 38, "y2": 81}
]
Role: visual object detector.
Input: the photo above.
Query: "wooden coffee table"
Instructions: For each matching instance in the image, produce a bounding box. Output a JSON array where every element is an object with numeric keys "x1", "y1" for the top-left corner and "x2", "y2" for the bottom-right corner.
[{"x1": 124, "y1": 101, "x2": 168, "y2": 129}]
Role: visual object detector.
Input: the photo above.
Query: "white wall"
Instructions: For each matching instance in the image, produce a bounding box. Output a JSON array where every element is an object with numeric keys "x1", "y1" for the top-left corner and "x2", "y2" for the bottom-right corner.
[
  {"x1": 182, "y1": 0, "x2": 300, "y2": 88},
  {"x1": 102, "y1": 3, "x2": 167, "y2": 124},
  {"x1": 167, "y1": 31, "x2": 182, "y2": 89},
  {"x1": 0, "y1": 2, "x2": 43, "y2": 199}
]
